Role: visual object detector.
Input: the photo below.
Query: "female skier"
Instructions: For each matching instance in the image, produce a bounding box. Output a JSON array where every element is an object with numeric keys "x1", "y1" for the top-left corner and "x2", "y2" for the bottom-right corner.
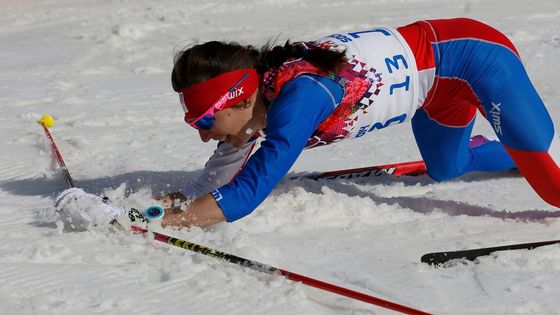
[{"x1": 55, "y1": 18, "x2": 560, "y2": 229}]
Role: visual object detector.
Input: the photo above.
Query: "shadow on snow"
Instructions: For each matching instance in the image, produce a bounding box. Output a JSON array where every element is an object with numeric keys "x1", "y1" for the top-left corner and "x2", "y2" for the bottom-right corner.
[
  {"x1": 2, "y1": 168, "x2": 558, "y2": 222},
  {"x1": 287, "y1": 170, "x2": 560, "y2": 222}
]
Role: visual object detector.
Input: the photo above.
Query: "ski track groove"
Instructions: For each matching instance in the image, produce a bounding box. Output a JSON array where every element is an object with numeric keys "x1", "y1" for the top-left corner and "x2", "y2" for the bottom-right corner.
[{"x1": 0, "y1": 153, "x2": 38, "y2": 180}]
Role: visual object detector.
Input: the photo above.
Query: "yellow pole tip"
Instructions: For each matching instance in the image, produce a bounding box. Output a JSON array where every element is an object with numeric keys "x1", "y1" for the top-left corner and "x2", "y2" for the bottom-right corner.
[{"x1": 37, "y1": 114, "x2": 55, "y2": 128}]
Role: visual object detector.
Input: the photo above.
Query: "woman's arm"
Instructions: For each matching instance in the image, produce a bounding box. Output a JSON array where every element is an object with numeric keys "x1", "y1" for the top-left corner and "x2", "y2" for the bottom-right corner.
[
  {"x1": 158, "y1": 140, "x2": 257, "y2": 228},
  {"x1": 161, "y1": 193, "x2": 225, "y2": 228},
  {"x1": 157, "y1": 137, "x2": 256, "y2": 228},
  {"x1": 162, "y1": 75, "x2": 343, "y2": 228},
  {"x1": 177, "y1": 140, "x2": 257, "y2": 199}
]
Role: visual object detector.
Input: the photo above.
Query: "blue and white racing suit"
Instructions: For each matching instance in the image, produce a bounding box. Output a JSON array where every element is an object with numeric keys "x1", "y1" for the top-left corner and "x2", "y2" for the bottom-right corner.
[{"x1": 180, "y1": 18, "x2": 559, "y2": 222}]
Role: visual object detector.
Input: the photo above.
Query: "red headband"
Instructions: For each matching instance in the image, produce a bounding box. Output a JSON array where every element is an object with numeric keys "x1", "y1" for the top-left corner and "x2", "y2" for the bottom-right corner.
[{"x1": 179, "y1": 69, "x2": 259, "y2": 120}]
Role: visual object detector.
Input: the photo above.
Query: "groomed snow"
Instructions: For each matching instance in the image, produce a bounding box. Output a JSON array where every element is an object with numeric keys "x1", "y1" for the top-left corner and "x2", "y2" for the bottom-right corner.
[{"x1": 1, "y1": 0, "x2": 559, "y2": 314}]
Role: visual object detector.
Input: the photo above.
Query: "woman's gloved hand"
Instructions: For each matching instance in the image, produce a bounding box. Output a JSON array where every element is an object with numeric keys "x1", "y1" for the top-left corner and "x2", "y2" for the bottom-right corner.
[{"x1": 54, "y1": 188, "x2": 126, "y2": 230}]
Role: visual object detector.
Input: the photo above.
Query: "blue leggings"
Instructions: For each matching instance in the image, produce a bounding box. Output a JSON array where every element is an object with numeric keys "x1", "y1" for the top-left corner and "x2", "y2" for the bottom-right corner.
[
  {"x1": 411, "y1": 18, "x2": 560, "y2": 207},
  {"x1": 412, "y1": 109, "x2": 515, "y2": 181}
]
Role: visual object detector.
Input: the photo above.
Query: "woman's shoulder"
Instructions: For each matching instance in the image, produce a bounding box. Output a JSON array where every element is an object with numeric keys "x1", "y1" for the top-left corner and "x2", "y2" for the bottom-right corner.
[{"x1": 279, "y1": 74, "x2": 343, "y2": 106}]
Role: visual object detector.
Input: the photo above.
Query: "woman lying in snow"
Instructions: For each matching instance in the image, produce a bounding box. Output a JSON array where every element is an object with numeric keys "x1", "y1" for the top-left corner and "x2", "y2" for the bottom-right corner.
[{"x1": 56, "y1": 18, "x2": 560, "y2": 229}]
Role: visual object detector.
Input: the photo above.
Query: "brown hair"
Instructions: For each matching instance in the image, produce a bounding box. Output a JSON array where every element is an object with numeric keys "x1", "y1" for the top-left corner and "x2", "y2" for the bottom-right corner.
[{"x1": 171, "y1": 40, "x2": 347, "y2": 92}]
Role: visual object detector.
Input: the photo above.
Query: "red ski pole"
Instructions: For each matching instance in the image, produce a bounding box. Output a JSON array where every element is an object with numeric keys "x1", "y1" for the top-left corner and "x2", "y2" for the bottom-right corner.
[
  {"x1": 296, "y1": 160, "x2": 427, "y2": 180},
  {"x1": 37, "y1": 115, "x2": 76, "y2": 188},
  {"x1": 132, "y1": 225, "x2": 433, "y2": 315},
  {"x1": 38, "y1": 115, "x2": 432, "y2": 314}
]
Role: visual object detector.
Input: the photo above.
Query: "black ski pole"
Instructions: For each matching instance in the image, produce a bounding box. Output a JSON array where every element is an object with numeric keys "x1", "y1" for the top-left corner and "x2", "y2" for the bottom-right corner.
[{"x1": 422, "y1": 239, "x2": 560, "y2": 266}]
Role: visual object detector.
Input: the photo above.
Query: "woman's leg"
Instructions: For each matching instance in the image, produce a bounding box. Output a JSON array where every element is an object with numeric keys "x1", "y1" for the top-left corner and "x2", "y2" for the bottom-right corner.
[
  {"x1": 475, "y1": 47, "x2": 560, "y2": 207},
  {"x1": 412, "y1": 107, "x2": 515, "y2": 181},
  {"x1": 426, "y1": 18, "x2": 560, "y2": 207}
]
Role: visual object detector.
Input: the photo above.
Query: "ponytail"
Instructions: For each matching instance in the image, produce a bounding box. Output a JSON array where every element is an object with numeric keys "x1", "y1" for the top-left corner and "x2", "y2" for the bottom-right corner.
[{"x1": 257, "y1": 40, "x2": 347, "y2": 75}]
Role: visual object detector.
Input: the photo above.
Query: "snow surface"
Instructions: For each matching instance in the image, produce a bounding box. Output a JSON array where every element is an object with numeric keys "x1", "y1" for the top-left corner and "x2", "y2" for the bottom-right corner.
[{"x1": 1, "y1": 0, "x2": 560, "y2": 314}]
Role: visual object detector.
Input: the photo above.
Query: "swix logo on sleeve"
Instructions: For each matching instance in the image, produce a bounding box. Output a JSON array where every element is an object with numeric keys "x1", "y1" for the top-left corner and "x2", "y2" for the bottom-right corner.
[{"x1": 490, "y1": 102, "x2": 502, "y2": 135}]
